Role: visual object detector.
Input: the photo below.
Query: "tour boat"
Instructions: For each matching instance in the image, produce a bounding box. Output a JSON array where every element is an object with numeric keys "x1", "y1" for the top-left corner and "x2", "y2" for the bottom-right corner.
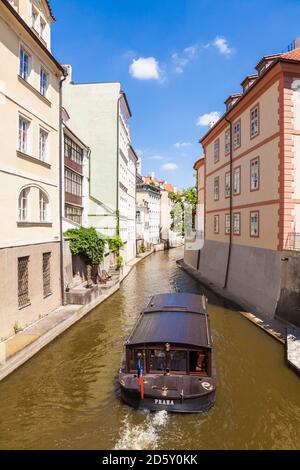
[{"x1": 119, "y1": 293, "x2": 216, "y2": 413}]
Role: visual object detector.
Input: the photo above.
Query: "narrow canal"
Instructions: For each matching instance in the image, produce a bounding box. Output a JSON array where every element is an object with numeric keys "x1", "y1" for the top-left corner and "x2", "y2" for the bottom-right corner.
[{"x1": 0, "y1": 248, "x2": 300, "y2": 450}]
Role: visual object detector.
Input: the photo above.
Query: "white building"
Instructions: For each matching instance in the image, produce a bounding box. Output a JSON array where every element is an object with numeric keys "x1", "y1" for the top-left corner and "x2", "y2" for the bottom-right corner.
[
  {"x1": 62, "y1": 66, "x2": 137, "y2": 263},
  {"x1": 136, "y1": 182, "x2": 161, "y2": 245}
]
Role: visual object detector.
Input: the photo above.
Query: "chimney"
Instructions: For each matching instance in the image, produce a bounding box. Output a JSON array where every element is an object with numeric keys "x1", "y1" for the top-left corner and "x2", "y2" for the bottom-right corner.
[
  {"x1": 151, "y1": 171, "x2": 155, "y2": 179},
  {"x1": 63, "y1": 64, "x2": 73, "y2": 84},
  {"x1": 296, "y1": 37, "x2": 300, "y2": 48}
]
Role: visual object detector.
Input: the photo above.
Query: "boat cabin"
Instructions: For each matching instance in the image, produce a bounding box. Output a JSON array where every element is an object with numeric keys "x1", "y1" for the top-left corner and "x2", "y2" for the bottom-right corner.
[{"x1": 125, "y1": 293, "x2": 212, "y2": 377}]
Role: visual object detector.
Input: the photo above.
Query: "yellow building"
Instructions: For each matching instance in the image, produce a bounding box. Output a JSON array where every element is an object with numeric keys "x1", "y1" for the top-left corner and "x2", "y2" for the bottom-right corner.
[
  {"x1": 0, "y1": 0, "x2": 64, "y2": 340},
  {"x1": 185, "y1": 43, "x2": 300, "y2": 326}
]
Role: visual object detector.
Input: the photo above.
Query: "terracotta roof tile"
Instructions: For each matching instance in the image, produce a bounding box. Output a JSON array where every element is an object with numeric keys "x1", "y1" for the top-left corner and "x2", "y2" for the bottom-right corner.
[{"x1": 281, "y1": 47, "x2": 300, "y2": 61}]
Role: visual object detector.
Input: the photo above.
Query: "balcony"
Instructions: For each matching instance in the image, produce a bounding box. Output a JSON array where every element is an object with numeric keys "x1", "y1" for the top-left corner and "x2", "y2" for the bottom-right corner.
[{"x1": 286, "y1": 233, "x2": 300, "y2": 251}]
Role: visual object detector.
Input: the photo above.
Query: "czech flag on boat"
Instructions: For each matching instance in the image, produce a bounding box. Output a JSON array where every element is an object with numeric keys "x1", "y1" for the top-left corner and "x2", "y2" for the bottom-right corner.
[{"x1": 137, "y1": 359, "x2": 144, "y2": 400}]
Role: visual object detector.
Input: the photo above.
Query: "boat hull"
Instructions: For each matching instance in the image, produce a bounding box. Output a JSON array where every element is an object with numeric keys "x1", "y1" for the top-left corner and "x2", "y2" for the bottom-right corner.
[{"x1": 120, "y1": 386, "x2": 215, "y2": 413}]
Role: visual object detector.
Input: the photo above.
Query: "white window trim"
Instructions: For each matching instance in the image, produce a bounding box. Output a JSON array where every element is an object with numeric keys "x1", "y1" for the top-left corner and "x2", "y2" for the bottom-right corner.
[
  {"x1": 39, "y1": 127, "x2": 49, "y2": 162},
  {"x1": 19, "y1": 44, "x2": 32, "y2": 82},
  {"x1": 18, "y1": 114, "x2": 31, "y2": 155}
]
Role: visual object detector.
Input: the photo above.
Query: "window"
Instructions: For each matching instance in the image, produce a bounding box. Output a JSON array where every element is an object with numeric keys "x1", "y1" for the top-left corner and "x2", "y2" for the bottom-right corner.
[
  {"x1": 149, "y1": 349, "x2": 166, "y2": 372},
  {"x1": 233, "y1": 120, "x2": 241, "y2": 149},
  {"x1": 64, "y1": 136, "x2": 83, "y2": 165},
  {"x1": 214, "y1": 139, "x2": 220, "y2": 163},
  {"x1": 250, "y1": 157, "x2": 260, "y2": 191},
  {"x1": 39, "y1": 129, "x2": 48, "y2": 161},
  {"x1": 250, "y1": 211, "x2": 259, "y2": 237},
  {"x1": 18, "y1": 117, "x2": 29, "y2": 154},
  {"x1": 170, "y1": 351, "x2": 187, "y2": 372},
  {"x1": 136, "y1": 211, "x2": 141, "y2": 223},
  {"x1": 225, "y1": 128, "x2": 231, "y2": 156},
  {"x1": 43, "y1": 252, "x2": 52, "y2": 297},
  {"x1": 225, "y1": 172, "x2": 231, "y2": 198},
  {"x1": 40, "y1": 68, "x2": 48, "y2": 97},
  {"x1": 65, "y1": 204, "x2": 82, "y2": 224},
  {"x1": 19, "y1": 47, "x2": 30, "y2": 81},
  {"x1": 250, "y1": 105, "x2": 259, "y2": 138},
  {"x1": 213, "y1": 215, "x2": 219, "y2": 234},
  {"x1": 40, "y1": 19, "x2": 46, "y2": 38},
  {"x1": 18, "y1": 256, "x2": 30, "y2": 308},
  {"x1": 225, "y1": 214, "x2": 231, "y2": 234},
  {"x1": 65, "y1": 169, "x2": 82, "y2": 196},
  {"x1": 18, "y1": 188, "x2": 29, "y2": 221},
  {"x1": 233, "y1": 212, "x2": 241, "y2": 235},
  {"x1": 39, "y1": 191, "x2": 49, "y2": 222},
  {"x1": 214, "y1": 177, "x2": 219, "y2": 201},
  {"x1": 233, "y1": 167, "x2": 241, "y2": 195},
  {"x1": 32, "y1": 7, "x2": 38, "y2": 29}
]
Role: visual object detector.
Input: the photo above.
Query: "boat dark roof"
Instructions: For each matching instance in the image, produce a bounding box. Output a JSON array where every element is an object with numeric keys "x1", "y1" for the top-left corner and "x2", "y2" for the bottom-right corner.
[{"x1": 127, "y1": 293, "x2": 211, "y2": 349}]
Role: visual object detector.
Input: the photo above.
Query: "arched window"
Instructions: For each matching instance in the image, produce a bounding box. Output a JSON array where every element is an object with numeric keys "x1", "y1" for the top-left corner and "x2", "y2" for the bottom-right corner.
[
  {"x1": 39, "y1": 190, "x2": 49, "y2": 222},
  {"x1": 18, "y1": 188, "x2": 29, "y2": 221}
]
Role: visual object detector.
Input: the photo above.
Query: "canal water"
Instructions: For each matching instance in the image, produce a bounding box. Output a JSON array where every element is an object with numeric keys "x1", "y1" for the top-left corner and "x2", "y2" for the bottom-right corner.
[{"x1": 0, "y1": 247, "x2": 300, "y2": 450}]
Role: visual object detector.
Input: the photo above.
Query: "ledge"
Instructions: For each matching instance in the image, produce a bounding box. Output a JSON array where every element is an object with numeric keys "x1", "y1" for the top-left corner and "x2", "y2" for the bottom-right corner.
[
  {"x1": 17, "y1": 222, "x2": 53, "y2": 228},
  {"x1": 18, "y1": 75, "x2": 52, "y2": 107},
  {"x1": 17, "y1": 151, "x2": 51, "y2": 169}
]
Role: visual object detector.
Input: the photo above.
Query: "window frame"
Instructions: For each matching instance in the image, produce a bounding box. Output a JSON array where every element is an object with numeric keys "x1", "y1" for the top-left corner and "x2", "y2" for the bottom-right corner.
[
  {"x1": 233, "y1": 119, "x2": 241, "y2": 150},
  {"x1": 213, "y1": 214, "x2": 219, "y2": 234},
  {"x1": 39, "y1": 128, "x2": 48, "y2": 162},
  {"x1": 225, "y1": 171, "x2": 231, "y2": 199},
  {"x1": 225, "y1": 213, "x2": 231, "y2": 235},
  {"x1": 18, "y1": 188, "x2": 29, "y2": 222},
  {"x1": 250, "y1": 103, "x2": 260, "y2": 139},
  {"x1": 18, "y1": 256, "x2": 30, "y2": 309},
  {"x1": 19, "y1": 46, "x2": 31, "y2": 82},
  {"x1": 233, "y1": 212, "x2": 241, "y2": 236},
  {"x1": 250, "y1": 156, "x2": 260, "y2": 192},
  {"x1": 40, "y1": 67, "x2": 49, "y2": 97},
  {"x1": 214, "y1": 138, "x2": 220, "y2": 164},
  {"x1": 18, "y1": 115, "x2": 30, "y2": 154},
  {"x1": 213, "y1": 176, "x2": 220, "y2": 201},
  {"x1": 233, "y1": 166, "x2": 241, "y2": 196},
  {"x1": 225, "y1": 128, "x2": 231, "y2": 156},
  {"x1": 250, "y1": 210, "x2": 259, "y2": 238},
  {"x1": 39, "y1": 190, "x2": 49, "y2": 223}
]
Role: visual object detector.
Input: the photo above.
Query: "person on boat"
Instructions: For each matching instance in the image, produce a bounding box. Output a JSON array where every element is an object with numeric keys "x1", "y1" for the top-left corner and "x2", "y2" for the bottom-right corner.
[{"x1": 195, "y1": 351, "x2": 206, "y2": 372}]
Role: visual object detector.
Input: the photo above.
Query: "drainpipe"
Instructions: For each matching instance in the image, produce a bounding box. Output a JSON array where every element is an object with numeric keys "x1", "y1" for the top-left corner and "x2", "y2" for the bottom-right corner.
[
  {"x1": 223, "y1": 116, "x2": 233, "y2": 289},
  {"x1": 59, "y1": 71, "x2": 68, "y2": 305}
]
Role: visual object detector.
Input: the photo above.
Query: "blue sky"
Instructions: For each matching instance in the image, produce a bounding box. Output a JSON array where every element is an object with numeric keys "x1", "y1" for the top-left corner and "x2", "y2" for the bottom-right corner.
[{"x1": 51, "y1": 0, "x2": 300, "y2": 189}]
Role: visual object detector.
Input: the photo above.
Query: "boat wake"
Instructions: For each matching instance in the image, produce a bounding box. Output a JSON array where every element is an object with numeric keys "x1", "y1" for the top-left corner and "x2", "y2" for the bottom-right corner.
[{"x1": 114, "y1": 410, "x2": 169, "y2": 450}]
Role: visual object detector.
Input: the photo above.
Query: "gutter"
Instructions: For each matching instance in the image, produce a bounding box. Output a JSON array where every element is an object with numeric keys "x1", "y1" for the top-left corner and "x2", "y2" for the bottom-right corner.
[
  {"x1": 59, "y1": 71, "x2": 68, "y2": 305},
  {"x1": 223, "y1": 116, "x2": 233, "y2": 289}
]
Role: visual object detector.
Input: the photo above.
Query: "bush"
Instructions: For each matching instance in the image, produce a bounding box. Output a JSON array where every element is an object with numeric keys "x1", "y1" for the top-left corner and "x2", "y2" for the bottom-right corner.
[
  {"x1": 106, "y1": 235, "x2": 124, "y2": 254},
  {"x1": 64, "y1": 227, "x2": 106, "y2": 266},
  {"x1": 116, "y1": 255, "x2": 123, "y2": 268}
]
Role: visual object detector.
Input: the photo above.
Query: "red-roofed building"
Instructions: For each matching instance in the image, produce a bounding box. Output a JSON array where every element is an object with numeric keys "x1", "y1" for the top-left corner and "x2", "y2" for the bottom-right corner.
[{"x1": 185, "y1": 41, "x2": 300, "y2": 328}]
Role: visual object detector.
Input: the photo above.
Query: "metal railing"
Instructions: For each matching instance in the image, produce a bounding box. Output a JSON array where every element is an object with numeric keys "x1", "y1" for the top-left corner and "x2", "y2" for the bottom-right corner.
[{"x1": 286, "y1": 233, "x2": 300, "y2": 251}]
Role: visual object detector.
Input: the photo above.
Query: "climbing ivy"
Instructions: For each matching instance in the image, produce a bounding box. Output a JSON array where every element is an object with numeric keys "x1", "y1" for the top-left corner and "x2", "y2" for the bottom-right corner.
[
  {"x1": 106, "y1": 235, "x2": 124, "y2": 254},
  {"x1": 64, "y1": 227, "x2": 106, "y2": 266}
]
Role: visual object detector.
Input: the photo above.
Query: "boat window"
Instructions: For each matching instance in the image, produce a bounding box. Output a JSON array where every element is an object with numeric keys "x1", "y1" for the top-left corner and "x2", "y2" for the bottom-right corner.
[
  {"x1": 189, "y1": 350, "x2": 207, "y2": 374},
  {"x1": 149, "y1": 349, "x2": 166, "y2": 372},
  {"x1": 129, "y1": 349, "x2": 145, "y2": 372},
  {"x1": 170, "y1": 351, "x2": 187, "y2": 372}
]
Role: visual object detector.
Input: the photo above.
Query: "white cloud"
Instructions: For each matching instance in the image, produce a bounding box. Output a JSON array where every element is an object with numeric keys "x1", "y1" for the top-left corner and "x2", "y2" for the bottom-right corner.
[
  {"x1": 129, "y1": 57, "x2": 161, "y2": 80},
  {"x1": 174, "y1": 142, "x2": 192, "y2": 148},
  {"x1": 196, "y1": 111, "x2": 221, "y2": 127},
  {"x1": 172, "y1": 44, "x2": 199, "y2": 74},
  {"x1": 213, "y1": 36, "x2": 233, "y2": 56},
  {"x1": 150, "y1": 154, "x2": 164, "y2": 160},
  {"x1": 136, "y1": 148, "x2": 144, "y2": 157},
  {"x1": 161, "y1": 163, "x2": 178, "y2": 171}
]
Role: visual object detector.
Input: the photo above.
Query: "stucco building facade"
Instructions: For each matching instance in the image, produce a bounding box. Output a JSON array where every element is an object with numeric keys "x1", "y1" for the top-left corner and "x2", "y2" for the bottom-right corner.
[
  {"x1": 62, "y1": 69, "x2": 137, "y2": 263},
  {"x1": 185, "y1": 43, "x2": 300, "y2": 327},
  {"x1": 0, "y1": 0, "x2": 64, "y2": 340}
]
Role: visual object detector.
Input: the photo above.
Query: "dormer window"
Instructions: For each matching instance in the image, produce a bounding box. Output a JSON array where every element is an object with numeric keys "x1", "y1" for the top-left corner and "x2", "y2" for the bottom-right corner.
[
  {"x1": 40, "y1": 19, "x2": 46, "y2": 39},
  {"x1": 32, "y1": 7, "x2": 38, "y2": 30}
]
